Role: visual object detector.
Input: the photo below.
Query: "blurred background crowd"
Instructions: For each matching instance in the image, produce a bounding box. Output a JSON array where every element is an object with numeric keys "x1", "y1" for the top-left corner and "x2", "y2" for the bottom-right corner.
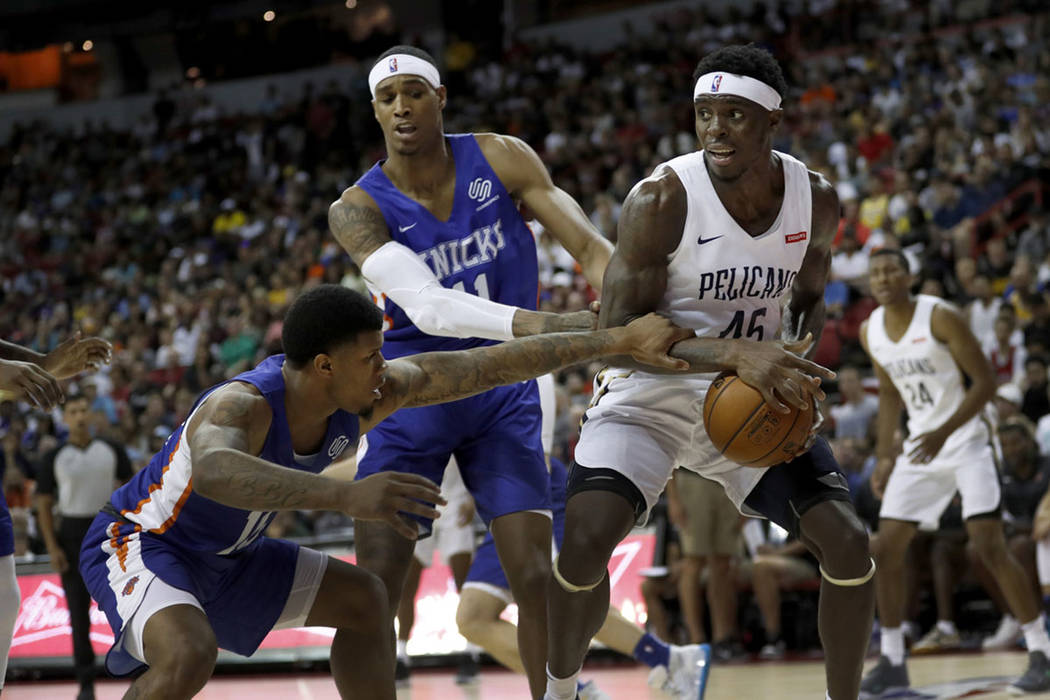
[{"x1": 2, "y1": 0, "x2": 1050, "y2": 660}]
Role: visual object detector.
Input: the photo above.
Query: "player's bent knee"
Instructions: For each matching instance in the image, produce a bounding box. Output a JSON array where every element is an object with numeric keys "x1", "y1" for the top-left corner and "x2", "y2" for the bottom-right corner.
[
  {"x1": 153, "y1": 633, "x2": 217, "y2": 691},
  {"x1": 552, "y1": 555, "x2": 606, "y2": 594}
]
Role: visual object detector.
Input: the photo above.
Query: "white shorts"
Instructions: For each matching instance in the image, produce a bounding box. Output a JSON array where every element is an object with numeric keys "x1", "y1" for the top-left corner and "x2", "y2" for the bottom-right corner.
[
  {"x1": 573, "y1": 371, "x2": 767, "y2": 523},
  {"x1": 879, "y1": 430, "x2": 1001, "y2": 524},
  {"x1": 119, "y1": 546, "x2": 328, "y2": 664}
]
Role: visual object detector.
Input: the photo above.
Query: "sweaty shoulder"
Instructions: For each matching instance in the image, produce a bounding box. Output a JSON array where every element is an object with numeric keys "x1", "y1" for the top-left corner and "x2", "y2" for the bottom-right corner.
[
  {"x1": 328, "y1": 185, "x2": 392, "y2": 263},
  {"x1": 619, "y1": 165, "x2": 687, "y2": 259},
  {"x1": 807, "y1": 170, "x2": 840, "y2": 249},
  {"x1": 474, "y1": 132, "x2": 544, "y2": 195}
]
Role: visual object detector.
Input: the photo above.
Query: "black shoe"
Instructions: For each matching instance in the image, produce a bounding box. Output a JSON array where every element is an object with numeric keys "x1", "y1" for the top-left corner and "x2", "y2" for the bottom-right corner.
[
  {"x1": 859, "y1": 655, "x2": 909, "y2": 698},
  {"x1": 711, "y1": 637, "x2": 748, "y2": 662},
  {"x1": 455, "y1": 654, "x2": 479, "y2": 685},
  {"x1": 76, "y1": 686, "x2": 96, "y2": 700},
  {"x1": 1010, "y1": 650, "x2": 1050, "y2": 694},
  {"x1": 395, "y1": 657, "x2": 410, "y2": 687}
]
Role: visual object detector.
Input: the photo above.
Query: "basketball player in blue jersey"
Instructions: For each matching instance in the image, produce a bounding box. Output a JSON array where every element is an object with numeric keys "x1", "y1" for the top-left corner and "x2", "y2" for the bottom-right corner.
[
  {"x1": 77, "y1": 285, "x2": 689, "y2": 699},
  {"x1": 329, "y1": 45, "x2": 614, "y2": 696},
  {"x1": 0, "y1": 334, "x2": 111, "y2": 698},
  {"x1": 545, "y1": 46, "x2": 875, "y2": 700}
]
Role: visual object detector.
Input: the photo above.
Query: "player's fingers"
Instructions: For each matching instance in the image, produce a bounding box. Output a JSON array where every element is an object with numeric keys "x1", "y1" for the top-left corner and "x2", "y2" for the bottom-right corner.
[
  {"x1": 788, "y1": 355, "x2": 836, "y2": 381},
  {"x1": 395, "y1": 499, "x2": 442, "y2": 521},
  {"x1": 758, "y1": 386, "x2": 790, "y2": 414},
  {"x1": 775, "y1": 380, "x2": 809, "y2": 410},
  {"x1": 18, "y1": 375, "x2": 51, "y2": 410},
  {"x1": 392, "y1": 478, "x2": 445, "y2": 505},
  {"x1": 31, "y1": 365, "x2": 63, "y2": 405},
  {"x1": 387, "y1": 514, "x2": 420, "y2": 540},
  {"x1": 783, "y1": 332, "x2": 814, "y2": 355},
  {"x1": 648, "y1": 353, "x2": 690, "y2": 371}
]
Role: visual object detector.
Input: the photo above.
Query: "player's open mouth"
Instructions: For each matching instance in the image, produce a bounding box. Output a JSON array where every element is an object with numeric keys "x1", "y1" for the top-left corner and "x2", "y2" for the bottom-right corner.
[
  {"x1": 394, "y1": 123, "x2": 416, "y2": 135},
  {"x1": 707, "y1": 148, "x2": 735, "y2": 165},
  {"x1": 373, "y1": 377, "x2": 385, "y2": 399}
]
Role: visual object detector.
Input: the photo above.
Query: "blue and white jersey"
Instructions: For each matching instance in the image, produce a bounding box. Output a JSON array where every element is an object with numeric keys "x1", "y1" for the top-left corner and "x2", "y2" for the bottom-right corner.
[
  {"x1": 104, "y1": 355, "x2": 359, "y2": 555},
  {"x1": 355, "y1": 133, "x2": 539, "y2": 359}
]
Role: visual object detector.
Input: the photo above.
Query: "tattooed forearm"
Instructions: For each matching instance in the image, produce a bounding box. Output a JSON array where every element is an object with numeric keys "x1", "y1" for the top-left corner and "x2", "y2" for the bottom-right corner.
[
  {"x1": 328, "y1": 197, "x2": 391, "y2": 262},
  {"x1": 403, "y1": 329, "x2": 623, "y2": 407},
  {"x1": 194, "y1": 447, "x2": 345, "y2": 511}
]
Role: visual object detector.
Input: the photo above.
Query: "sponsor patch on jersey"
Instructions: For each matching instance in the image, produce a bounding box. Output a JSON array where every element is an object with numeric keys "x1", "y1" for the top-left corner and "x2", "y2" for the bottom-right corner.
[
  {"x1": 912, "y1": 336, "x2": 928, "y2": 344},
  {"x1": 785, "y1": 231, "x2": 807, "y2": 244}
]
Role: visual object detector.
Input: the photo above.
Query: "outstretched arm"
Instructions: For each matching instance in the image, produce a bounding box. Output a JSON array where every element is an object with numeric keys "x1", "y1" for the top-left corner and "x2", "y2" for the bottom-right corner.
[
  {"x1": 782, "y1": 173, "x2": 840, "y2": 357},
  {"x1": 329, "y1": 187, "x2": 591, "y2": 339},
  {"x1": 480, "y1": 133, "x2": 613, "y2": 291},
  {"x1": 360, "y1": 314, "x2": 693, "y2": 433},
  {"x1": 188, "y1": 383, "x2": 443, "y2": 538}
]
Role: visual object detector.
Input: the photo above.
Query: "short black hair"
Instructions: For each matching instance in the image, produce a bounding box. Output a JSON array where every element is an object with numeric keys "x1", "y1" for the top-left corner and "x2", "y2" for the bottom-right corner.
[
  {"x1": 376, "y1": 45, "x2": 439, "y2": 70},
  {"x1": 64, "y1": 390, "x2": 87, "y2": 405},
  {"x1": 870, "y1": 247, "x2": 910, "y2": 272},
  {"x1": 692, "y1": 44, "x2": 787, "y2": 100},
  {"x1": 281, "y1": 285, "x2": 383, "y2": 369}
]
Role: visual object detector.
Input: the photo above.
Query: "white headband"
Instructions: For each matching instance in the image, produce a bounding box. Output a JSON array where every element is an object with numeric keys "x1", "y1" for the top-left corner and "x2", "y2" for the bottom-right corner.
[
  {"x1": 693, "y1": 72, "x2": 782, "y2": 111},
  {"x1": 369, "y1": 54, "x2": 441, "y2": 98}
]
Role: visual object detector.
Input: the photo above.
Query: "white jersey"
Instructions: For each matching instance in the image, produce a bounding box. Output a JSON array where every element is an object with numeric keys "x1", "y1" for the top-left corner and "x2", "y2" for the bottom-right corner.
[
  {"x1": 865, "y1": 295, "x2": 990, "y2": 446},
  {"x1": 619, "y1": 149, "x2": 812, "y2": 379}
]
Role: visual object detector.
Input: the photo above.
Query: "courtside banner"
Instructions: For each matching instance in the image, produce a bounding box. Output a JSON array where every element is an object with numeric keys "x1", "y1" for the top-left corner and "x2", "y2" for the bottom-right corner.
[{"x1": 11, "y1": 534, "x2": 655, "y2": 659}]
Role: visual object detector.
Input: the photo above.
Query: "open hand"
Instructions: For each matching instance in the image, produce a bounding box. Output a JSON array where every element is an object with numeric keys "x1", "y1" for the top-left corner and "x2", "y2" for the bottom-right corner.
[
  {"x1": 42, "y1": 332, "x2": 113, "y2": 379},
  {"x1": 618, "y1": 314, "x2": 694, "y2": 371},
  {"x1": 735, "y1": 333, "x2": 834, "y2": 413},
  {"x1": 870, "y1": 457, "x2": 895, "y2": 500},
  {"x1": 907, "y1": 428, "x2": 949, "y2": 465},
  {"x1": 0, "y1": 359, "x2": 63, "y2": 409},
  {"x1": 345, "y1": 471, "x2": 447, "y2": 540}
]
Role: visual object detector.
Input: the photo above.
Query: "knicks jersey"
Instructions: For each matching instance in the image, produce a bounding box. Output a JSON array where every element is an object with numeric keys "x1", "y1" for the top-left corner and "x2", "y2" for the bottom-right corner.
[
  {"x1": 866, "y1": 295, "x2": 990, "y2": 445},
  {"x1": 356, "y1": 133, "x2": 539, "y2": 359},
  {"x1": 620, "y1": 150, "x2": 812, "y2": 376},
  {"x1": 105, "y1": 355, "x2": 359, "y2": 555}
]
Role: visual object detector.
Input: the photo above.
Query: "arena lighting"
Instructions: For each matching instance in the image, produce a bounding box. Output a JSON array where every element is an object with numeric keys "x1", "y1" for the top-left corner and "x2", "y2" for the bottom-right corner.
[
  {"x1": 81, "y1": 40, "x2": 93, "y2": 51},
  {"x1": 263, "y1": 10, "x2": 276, "y2": 21},
  {"x1": 345, "y1": 0, "x2": 357, "y2": 7},
  {"x1": 186, "y1": 66, "x2": 200, "y2": 79}
]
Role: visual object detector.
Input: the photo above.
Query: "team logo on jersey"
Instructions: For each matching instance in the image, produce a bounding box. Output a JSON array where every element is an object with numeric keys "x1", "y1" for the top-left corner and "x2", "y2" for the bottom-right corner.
[
  {"x1": 468, "y1": 178, "x2": 492, "y2": 201},
  {"x1": 328, "y1": 435, "x2": 350, "y2": 459},
  {"x1": 121, "y1": 576, "x2": 140, "y2": 597},
  {"x1": 388, "y1": 57, "x2": 398, "y2": 73},
  {"x1": 711, "y1": 74, "x2": 723, "y2": 92},
  {"x1": 785, "y1": 231, "x2": 807, "y2": 244}
]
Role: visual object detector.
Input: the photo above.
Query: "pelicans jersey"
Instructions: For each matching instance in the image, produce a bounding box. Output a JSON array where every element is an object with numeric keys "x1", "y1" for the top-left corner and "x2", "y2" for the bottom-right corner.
[
  {"x1": 79, "y1": 355, "x2": 358, "y2": 674},
  {"x1": 865, "y1": 296, "x2": 1001, "y2": 523},
  {"x1": 354, "y1": 134, "x2": 548, "y2": 531},
  {"x1": 574, "y1": 150, "x2": 822, "y2": 522}
]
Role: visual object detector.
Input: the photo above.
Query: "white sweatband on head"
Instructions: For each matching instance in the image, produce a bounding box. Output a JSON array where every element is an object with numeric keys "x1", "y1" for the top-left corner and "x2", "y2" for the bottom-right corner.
[
  {"x1": 361, "y1": 241, "x2": 517, "y2": 341},
  {"x1": 369, "y1": 54, "x2": 442, "y2": 98},
  {"x1": 694, "y1": 72, "x2": 782, "y2": 111}
]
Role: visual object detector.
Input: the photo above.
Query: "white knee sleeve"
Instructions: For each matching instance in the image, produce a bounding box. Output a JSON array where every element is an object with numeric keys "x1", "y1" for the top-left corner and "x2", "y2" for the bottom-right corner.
[
  {"x1": 1037, "y1": 539, "x2": 1050, "y2": 587},
  {"x1": 0, "y1": 555, "x2": 20, "y2": 688}
]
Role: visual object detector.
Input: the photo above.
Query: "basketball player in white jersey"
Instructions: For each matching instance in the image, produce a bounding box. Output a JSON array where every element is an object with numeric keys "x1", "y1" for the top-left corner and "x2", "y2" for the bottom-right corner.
[
  {"x1": 860, "y1": 248, "x2": 1050, "y2": 696},
  {"x1": 545, "y1": 45, "x2": 875, "y2": 700}
]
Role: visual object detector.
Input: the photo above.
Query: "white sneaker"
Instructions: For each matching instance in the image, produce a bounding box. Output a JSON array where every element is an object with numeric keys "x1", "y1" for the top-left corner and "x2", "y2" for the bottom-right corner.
[
  {"x1": 984, "y1": 615, "x2": 1023, "y2": 651},
  {"x1": 648, "y1": 644, "x2": 712, "y2": 698},
  {"x1": 577, "y1": 679, "x2": 611, "y2": 700}
]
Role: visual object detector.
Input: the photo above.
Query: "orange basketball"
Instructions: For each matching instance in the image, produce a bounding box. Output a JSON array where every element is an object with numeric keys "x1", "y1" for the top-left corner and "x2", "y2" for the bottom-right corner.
[{"x1": 703, "y1": 373, "x2": 813, "y2": 468}]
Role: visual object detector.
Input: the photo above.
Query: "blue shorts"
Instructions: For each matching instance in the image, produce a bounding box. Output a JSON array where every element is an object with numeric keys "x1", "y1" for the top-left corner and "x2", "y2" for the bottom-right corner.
[
  {"x1": 79, "y1": 514, "x2": 299, "y2": 676},
  {"x1": 465, "y1": 457, "x2": 568, "y2": 593},
  {"x1": 0, "y1": 500, "x2": 12, "y2": 557},
  {"x1": 357, "y1": 381, "x2": 549, "y2": 534}
]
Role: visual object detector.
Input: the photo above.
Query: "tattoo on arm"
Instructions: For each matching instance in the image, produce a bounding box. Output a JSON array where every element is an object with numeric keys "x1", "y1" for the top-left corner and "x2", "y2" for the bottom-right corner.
[
  {"x1": 401, "y1": 331, "x2": 621, "y2": 407},
  {"x1": 329, "y1": 198, "x2": 391, "y2": 262}
]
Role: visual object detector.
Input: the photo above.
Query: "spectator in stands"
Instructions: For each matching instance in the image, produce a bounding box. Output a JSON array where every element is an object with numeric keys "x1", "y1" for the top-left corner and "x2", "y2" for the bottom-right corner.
[
  {"x1": 968, "y1": 274, "x2": 1002, "y2": 346},
  {"x1": 1022, "y1": 355, "x2": 1050, "y2": 423},
  {"x1": 986, "y1": 308, "x2": 1027, "y2": 386},
  {"x1": 829, "y1": 366, "x2": 878, "y2": 441}
]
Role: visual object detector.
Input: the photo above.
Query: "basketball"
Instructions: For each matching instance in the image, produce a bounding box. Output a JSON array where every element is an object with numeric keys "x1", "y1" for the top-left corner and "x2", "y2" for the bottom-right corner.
[{"x1": 703, "y1": 373, "x2": 813, "y2": 468}]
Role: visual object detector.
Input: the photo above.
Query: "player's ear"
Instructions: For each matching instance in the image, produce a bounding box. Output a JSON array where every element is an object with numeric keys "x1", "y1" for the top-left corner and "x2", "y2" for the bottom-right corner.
[
  {"x1": 313, "y1": 353, "x2": 334, "y2": 377},
  {"x1": 437, "y1": 85, "x2": 447, "y2": 110},
  {"x1": 768, "y1": 108, "x2": 783, "y2": 130}
]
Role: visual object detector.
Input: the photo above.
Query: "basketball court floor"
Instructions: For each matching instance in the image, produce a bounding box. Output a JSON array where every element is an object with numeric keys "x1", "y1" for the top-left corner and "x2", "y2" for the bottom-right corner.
[{"x1": 6, "y1": 651, "x2": 1047, "y2": 699}]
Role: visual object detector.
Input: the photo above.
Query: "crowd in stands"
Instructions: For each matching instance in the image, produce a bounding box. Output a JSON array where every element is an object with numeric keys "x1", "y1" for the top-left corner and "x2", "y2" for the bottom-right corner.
[{"x1": 1, "y1": 0, "x2": 1050, "y2": 658}]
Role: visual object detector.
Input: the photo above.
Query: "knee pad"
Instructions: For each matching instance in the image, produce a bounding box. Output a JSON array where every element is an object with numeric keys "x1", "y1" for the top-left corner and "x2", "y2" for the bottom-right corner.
[
  {"x1": 820, "y1": 557, "x2": 876, "y2": 587},
  {"x1": 552, "y1": 555, "x2": 605, "y2": 594}
]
